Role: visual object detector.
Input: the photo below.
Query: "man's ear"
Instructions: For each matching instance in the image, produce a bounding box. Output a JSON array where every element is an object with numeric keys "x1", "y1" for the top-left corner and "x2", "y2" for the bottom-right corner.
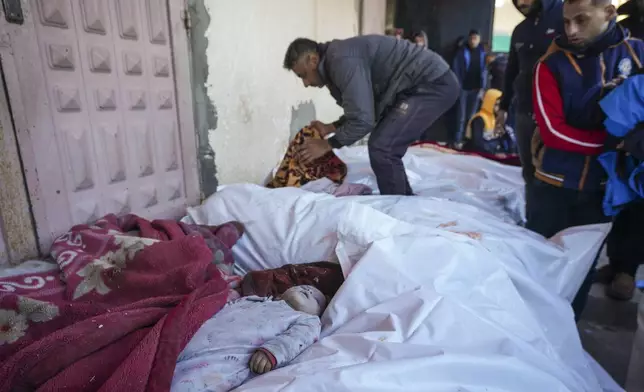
[{"x1": 309, "y1": 52, "x2": 320, "y2": 67}]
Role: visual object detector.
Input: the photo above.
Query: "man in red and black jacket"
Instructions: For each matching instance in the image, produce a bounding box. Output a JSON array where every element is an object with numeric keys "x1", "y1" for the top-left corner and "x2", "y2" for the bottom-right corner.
[{"x1": 530, "y1": 0, "x2": 644, "y2": 319}]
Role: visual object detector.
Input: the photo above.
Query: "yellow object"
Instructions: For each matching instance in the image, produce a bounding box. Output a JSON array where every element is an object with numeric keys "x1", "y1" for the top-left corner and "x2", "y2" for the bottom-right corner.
[{"x1": 465, "y1": 89, "x2": 503, "y2": 140}]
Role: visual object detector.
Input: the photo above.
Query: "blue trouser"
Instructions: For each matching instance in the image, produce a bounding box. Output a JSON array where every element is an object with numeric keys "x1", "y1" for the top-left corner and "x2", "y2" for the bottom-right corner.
[
  {"x1": 526, "y1": 180, "x2": 610, "y2": 320},
  {"x1": 369, "y1": 70, "x2": 460, "y2": 195},
  {"x1": 454, "y1": 89, "x2": 481, "y2": 144}
]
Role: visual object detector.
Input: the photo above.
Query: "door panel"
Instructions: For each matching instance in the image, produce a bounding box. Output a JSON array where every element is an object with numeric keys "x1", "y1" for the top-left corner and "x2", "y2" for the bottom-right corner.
[{"x1": 0, "y1": 0, "x2": 198, "y2": 251}]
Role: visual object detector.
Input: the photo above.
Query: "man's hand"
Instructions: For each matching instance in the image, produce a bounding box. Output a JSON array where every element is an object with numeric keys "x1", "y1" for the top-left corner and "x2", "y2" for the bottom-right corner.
[
  {"x1": 605, "y1": 75, "x2": 627, "y2": 90},
  {"x1": 309, "y1": 121, "x2": 335, "y2": 138},
  {"x1": 249, "y1": 350, "x2": 274, "y2": 374},
  {"x1": 297, "y1": 139, "x2": 332, "y2": 165},
  {"x1": 495, "y1": 109, "x2": 507, "y2": 129},
  {"x1": 493, "y1": 124, "x2": 506, "y2": 138}
]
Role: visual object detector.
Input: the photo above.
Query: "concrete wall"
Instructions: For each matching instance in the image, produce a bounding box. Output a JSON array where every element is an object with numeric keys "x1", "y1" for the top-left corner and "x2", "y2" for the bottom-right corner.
[
  {"x1": 492, "y1": 0, "x2": 524, "y2": 36},
  {"x1": 0, "y1": 61, "x2": 39, "y2": 265},
  {"x1": 361, "y1": 0, "x2": 387, "y2": 35},
  {"x1": 204, "y1": 0, "x2": 360, "y2": 185}
]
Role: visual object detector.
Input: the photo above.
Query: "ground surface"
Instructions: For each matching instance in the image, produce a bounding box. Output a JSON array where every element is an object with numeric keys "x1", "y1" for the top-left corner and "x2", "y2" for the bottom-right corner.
[{"x1": 579, "y1": 255, "x2": 643, "y2": 390}]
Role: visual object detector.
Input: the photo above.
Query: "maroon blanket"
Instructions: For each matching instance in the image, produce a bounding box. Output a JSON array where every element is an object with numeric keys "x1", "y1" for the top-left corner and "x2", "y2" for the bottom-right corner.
[
  {"x1": 412, "y1": 141, "x2": 521, "y2": 166},
  {"x1": 0, "y1": 214, "x2": 244, "y2": 392},
  {"x1": 240, "y1": 262, "x2": 344, "y2": 301}
]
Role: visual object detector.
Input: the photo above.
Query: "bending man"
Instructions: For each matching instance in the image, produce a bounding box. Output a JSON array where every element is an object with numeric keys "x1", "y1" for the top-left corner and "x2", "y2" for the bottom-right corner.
[{"x1": 283, "y1": 36, "x2": 459, "y2": 195}]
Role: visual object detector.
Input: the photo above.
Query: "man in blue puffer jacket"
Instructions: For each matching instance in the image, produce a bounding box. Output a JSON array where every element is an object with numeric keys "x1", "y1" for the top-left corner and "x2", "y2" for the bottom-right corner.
[
  {"x1": 596, "y1": 70, "x2": 644, "y2": 301},
  {"x1": 452, "y1": 30, "x2": 488, "y2": 148}
]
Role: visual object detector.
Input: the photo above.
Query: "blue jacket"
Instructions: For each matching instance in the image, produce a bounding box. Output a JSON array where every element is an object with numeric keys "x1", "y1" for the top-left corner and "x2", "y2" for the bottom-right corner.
[
  {"x1": 532, "y1": 23, "x2": 644, "y2": 192},
  {"x1": 452, "y1": 46, "x2": 487, "y2": 89},
  {"x1": 500, "y1": 0, "x2": 563, "y2": 114},
  {"x1": 598, "y1": 74, "x2": 644, "y2": 215}
]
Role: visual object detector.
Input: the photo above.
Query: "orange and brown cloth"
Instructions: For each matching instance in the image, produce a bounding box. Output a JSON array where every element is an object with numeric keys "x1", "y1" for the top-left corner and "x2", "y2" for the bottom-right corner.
[
  {"x1": 266, "y1": 127, "x2": 348, "y2": 188},
  {"x1": 239, "y1": 261, "x2": 344, "y2": 301}
]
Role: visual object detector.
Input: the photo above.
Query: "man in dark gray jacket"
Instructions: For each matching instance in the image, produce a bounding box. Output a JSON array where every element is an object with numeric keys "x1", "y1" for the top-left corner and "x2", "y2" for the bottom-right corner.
[{"x1": 284, "y1": 35, "x2": 459, "y2": 195}]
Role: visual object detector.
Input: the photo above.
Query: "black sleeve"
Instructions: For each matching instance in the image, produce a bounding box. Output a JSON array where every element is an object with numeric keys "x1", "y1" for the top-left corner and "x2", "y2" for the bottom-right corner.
[
  {"x1": 332, "y1": 116, "x2": 347, "y2": 129},
  {"x1": 499, "y1": 32, "x2": 519, "y2": 112}
]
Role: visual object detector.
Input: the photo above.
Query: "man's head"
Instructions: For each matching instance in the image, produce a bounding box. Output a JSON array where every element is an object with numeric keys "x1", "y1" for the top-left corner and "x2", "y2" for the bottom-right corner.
[
  {"x1": 468, "y1": 30, "x2": 481, "y2": 49},
  {"x1": 413, "y1": 32, "x2": 426, "y2": 47},
  {"x1": 563, "y1": 0, "x2": 616, "y2": 47},
  {"x1": 283, "y1": 38, "x2": 324, "y2": 88},
  {"x1": 281, "y1": 285, "x2": 327, "y2": 316},
  {"x1": 515, "y1": 0, "x2": 540, "y2": 16}
]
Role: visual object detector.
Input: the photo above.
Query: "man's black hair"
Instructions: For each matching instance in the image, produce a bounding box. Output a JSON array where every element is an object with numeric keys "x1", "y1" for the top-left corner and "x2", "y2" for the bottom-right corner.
[
  {"x1": 469, "y1": 29, "x2": 480, "y2": 36},
  {"x1": 283, "y1": 38, "x2": 319, "y2": 70}
]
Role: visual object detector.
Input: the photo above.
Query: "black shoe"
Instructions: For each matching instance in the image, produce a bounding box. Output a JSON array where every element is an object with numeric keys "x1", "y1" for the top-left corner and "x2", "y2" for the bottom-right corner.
[{"x1": 594, "y1": 265, "x2": 615, "y2": 285}]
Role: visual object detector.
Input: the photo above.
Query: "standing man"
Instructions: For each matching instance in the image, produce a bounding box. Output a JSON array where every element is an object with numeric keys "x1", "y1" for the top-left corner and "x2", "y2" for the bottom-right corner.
[
  {"x1": 284, "y1": 36, "x2": 459, "y2": 196},
  {"x1": 452, "y1": 30, "x2": 488, "y2": 149},
  {"x1": 530, "y1": 0, "x2": 644, "y2": 318},
  {"x1": 488, "y1": 53, "x2": 509, "y2": 91},
  {"x1": 618, "y1": 0, "x2": 644, "y2": 39},
  {"x1": 496, "y1": 0, "x2": 564, "y2": 214}
]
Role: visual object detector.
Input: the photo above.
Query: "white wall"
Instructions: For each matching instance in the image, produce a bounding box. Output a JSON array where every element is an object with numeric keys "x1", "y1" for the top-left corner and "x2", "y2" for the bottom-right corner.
[
  {"x1": 361, "y1": 0, "x2": 387, "y2": 35},
  {"x1": 205, "y1": 0, "x2": 359, "y2": 185}
]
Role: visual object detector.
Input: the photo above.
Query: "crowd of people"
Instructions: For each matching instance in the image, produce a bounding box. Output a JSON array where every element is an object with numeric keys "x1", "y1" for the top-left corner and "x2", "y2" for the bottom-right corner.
[
  {"x1": 401, "y1": 0, "x2": 644, "y2": 312},
  {"x1": 285, "y1": 0, "x2": 644, "y2": 319},
  {"x1": 387, "y1": 25, "x2": 517, "y2": 154}
]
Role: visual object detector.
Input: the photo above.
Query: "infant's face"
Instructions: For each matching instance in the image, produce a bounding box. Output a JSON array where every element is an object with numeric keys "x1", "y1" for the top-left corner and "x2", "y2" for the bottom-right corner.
[{"x1": 281, "y1": 285, "x2": 326, "y2": 316}]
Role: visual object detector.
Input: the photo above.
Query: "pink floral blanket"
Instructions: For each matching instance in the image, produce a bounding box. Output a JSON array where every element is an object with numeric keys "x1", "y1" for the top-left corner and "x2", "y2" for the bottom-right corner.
[{"x1": 0, "y1": 214, "x2": 244, "y2": 392}]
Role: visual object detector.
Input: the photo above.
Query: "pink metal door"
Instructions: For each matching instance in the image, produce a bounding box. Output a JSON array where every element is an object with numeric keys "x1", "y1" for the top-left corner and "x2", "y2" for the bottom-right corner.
[{"x1": 0, "y1": 0, "x2": 199, "y2": 252}]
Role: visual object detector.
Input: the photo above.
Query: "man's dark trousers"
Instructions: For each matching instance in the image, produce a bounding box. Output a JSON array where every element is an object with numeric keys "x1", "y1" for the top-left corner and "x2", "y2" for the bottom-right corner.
[
  {"x1": 607, "y1": 200, "x2": 644, "y2": 278},
  {"x1": 526, "y1": 180, "x2": 610, "y2": 320},
  {"x1": 515, "y1": 112, "x2": 537, "y2": 217},
  {"x1": 369, "y1": 70, "x2": 460, "y2": 195},
  {"x1": 454, "y1": 89, "x2": 481, "y2": 144}
]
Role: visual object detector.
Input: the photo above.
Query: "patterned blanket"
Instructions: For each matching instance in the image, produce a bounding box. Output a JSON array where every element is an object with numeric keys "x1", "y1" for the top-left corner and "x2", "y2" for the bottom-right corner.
[
  {"x1": 0, "y1": 214, "x2": 244, "y2": 392},
  {"x1": 240, "y1": 262, "x2": 344, "y2": 302},
  {"x1": 413, "y1": 141, "x2": 521, "y2": 166},
  {"x1": 266, "y1": 127, "x2": 348, "y2": 188}
]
